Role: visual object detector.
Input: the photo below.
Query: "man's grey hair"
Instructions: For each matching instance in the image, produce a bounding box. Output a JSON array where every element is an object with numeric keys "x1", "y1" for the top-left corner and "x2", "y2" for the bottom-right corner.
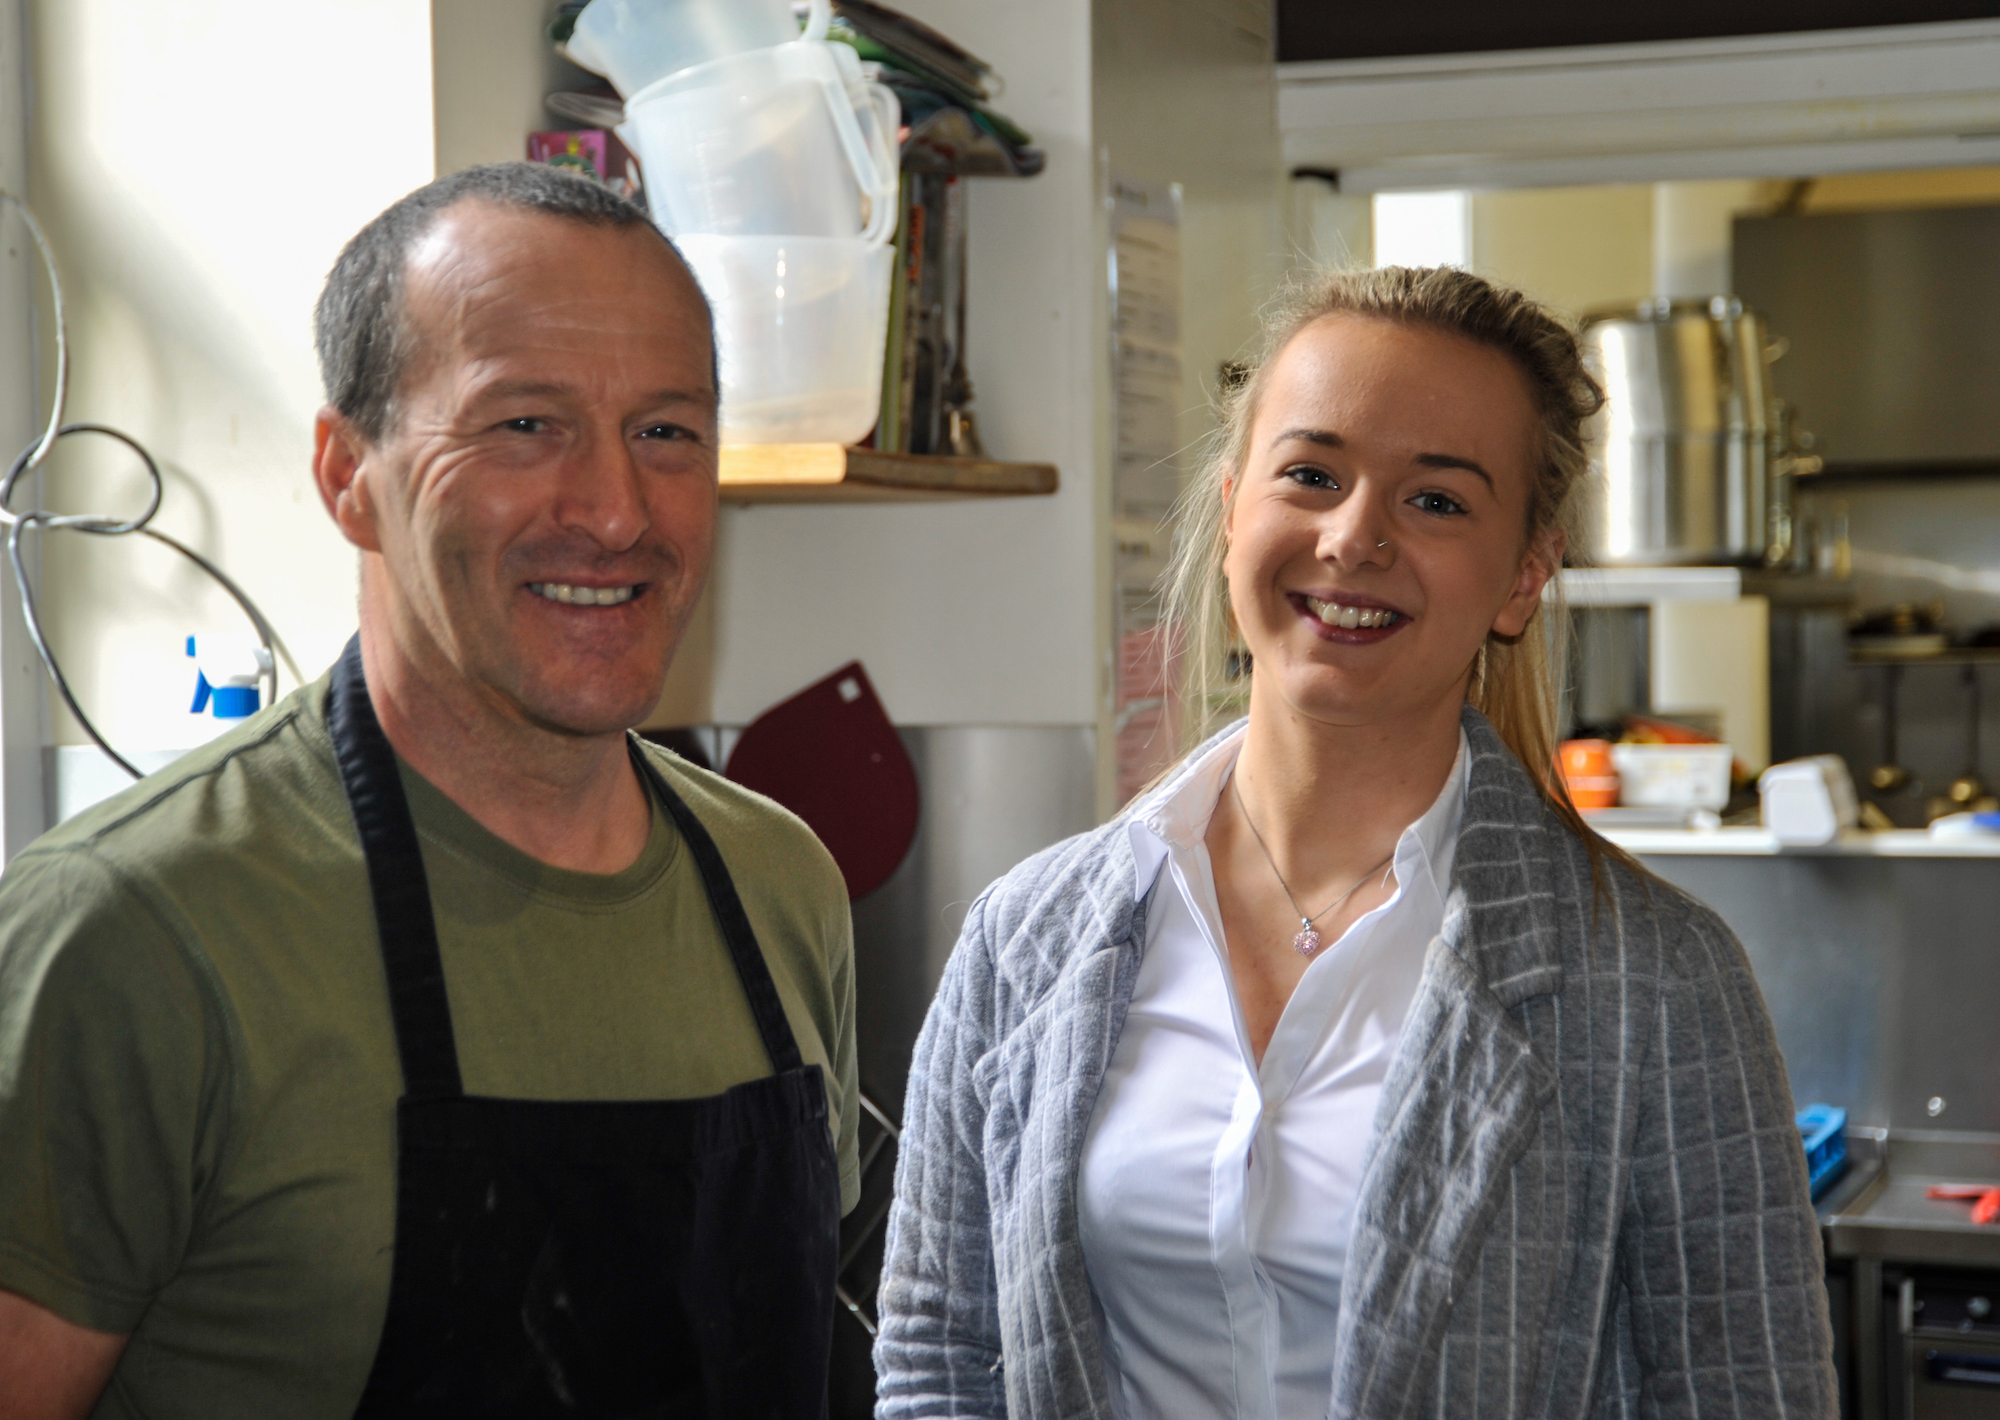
[{"x1": 313, "y1": 162, "x2": 712, "y2": 441}]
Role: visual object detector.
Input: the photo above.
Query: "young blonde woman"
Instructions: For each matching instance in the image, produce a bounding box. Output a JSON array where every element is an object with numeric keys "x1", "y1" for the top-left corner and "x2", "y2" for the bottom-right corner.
[{"x1": 872, "y1": 267, "x2": 1836, "y2": 1420}]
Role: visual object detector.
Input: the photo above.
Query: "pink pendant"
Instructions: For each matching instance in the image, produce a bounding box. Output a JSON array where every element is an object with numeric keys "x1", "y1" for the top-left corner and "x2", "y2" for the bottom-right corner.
[{"x1": 1292, "y1": 923, "x2": 1323, "y2": 957}]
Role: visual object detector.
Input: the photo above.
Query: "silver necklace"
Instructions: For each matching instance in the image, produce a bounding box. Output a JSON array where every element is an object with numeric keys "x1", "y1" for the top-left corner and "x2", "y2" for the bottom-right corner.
[{"x1": 1230, "y1": 777, "x2": 1396, "y2": 957}]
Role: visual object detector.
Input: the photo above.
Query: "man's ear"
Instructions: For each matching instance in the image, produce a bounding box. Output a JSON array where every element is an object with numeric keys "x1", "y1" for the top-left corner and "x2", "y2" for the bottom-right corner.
[
  {"x1": 1491, "y1": 526, "x2": 1563, "y2": 638},
  {"x1": 312, "y1": 408, "x2": 382, "y2": 553}
]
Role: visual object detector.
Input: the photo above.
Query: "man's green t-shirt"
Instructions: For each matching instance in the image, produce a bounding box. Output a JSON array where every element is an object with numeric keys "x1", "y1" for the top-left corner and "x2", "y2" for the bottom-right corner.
[{"x1": 0, "y1": 673, "x2": 858, "y2": 1419}]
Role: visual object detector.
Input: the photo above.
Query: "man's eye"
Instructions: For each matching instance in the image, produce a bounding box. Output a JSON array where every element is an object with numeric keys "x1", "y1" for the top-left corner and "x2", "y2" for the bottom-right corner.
[
  {"x1": 1411, "y1": 491, "x2": 1468, "y2": 516},
  {"x1": 638, "y1": 423, "x2": 698, "y2": 442},
  {"x1": 1284, "y1": 464, "x2": 1338, "y2": 490},
  {"x1": 501, "y1": 417, "x2": 546, "y2": 434}
]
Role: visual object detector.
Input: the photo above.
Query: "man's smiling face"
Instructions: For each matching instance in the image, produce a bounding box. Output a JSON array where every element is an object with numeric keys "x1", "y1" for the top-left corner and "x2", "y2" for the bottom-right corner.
[{"x1": 341, "y1": 199, "x2": 718, "y2": 739}]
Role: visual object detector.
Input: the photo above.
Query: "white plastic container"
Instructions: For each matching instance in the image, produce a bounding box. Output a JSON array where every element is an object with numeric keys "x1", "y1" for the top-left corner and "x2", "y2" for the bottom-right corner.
[
  {"x1": 565, "y1": 0, "x2": 816, "y2": 100},
  {"x1": 678, "y1": 235, "x2": 894, "y2": 445},
  {"x1": 1759, "y1": 755, "x2": 1859, "y2": 846},
  {"x1": 620, "y1": 39, "x2": 898, "y2": 241},
  {"x1": 1610, "y1": 742, "x2": 1734, "y2": 810}
]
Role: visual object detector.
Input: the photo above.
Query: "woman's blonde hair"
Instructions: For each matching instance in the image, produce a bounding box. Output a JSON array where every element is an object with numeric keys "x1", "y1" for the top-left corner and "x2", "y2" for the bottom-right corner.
[{"x1": 1162, "y1": 264, "x2": 1606, "y2": 847}]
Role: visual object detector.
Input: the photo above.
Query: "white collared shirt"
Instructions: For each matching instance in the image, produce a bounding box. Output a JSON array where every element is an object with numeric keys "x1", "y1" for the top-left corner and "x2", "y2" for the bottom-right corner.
[{"x1": 1077, "y1": 727, "x2": 1468, "y2": 1420}]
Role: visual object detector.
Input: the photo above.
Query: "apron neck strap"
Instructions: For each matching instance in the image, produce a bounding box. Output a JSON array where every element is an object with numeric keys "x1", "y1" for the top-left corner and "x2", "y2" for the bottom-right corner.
[
  {"x1": 627, "y1": 741, "x2": 806, "y2": 1077},
  {"x1": 327, "y1": 634, "x2": 810, "y2": 1095},
  {"x1": 327, "y1": 636, "x2": 465, "y2": 1098}
]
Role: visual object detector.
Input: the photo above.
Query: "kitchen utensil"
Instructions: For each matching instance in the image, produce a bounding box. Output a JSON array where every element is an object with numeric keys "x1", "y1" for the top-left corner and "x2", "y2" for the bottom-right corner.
[
  {"x1": 564, "y1": 0, "x2": 817, "y2": 100},
  {"x1": 724, "y1": 662, "x2": 919, "y2": 900},
  {"x1": 1760, "y1": 755, "x2": 1860, "y2": 846},
  {"x1": 1949, "y1": 665, "x2": 1988, "y2": 807},
  {"x1": 1871, "y1": 663, "x2": 1910, "y2": 794},
  {"x1": 1927, "y1": 1184, "x2": 2000, "y2": 1227},
  {"x1": 677, "y1": 235, "x2": 895, "y2": 445},
  {"x1": 620, "y1": 38, "x2": 898, "y2": 242},
  {"x1": 1578, "y1": 296, "x2": 1798, "y2": 567}
]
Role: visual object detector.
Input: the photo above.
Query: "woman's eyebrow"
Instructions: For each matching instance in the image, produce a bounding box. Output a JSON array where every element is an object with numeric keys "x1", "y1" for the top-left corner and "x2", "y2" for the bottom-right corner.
[
  {"x1": 1415, "y1": 452, "x2": 1495, "y2": 491},
  {"x1": 1269, "y1": 427, "x2": 1342, "y2": 451}
]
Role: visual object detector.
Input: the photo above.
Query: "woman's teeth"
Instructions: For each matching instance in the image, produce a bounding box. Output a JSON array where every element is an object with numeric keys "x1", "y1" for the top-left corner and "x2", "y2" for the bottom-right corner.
[
  {"x1": 529, "y1": 582, "x2": 636, "y2": 607},
  {"x1": 1304, "y1": 596, "x2": 1396, "y2": 630}
]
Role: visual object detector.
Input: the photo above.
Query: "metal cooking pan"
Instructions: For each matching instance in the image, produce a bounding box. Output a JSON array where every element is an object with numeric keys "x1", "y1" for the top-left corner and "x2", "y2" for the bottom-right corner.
[{"x1": 1578, "y1": 296, "x2": 1797, "y2": 568}]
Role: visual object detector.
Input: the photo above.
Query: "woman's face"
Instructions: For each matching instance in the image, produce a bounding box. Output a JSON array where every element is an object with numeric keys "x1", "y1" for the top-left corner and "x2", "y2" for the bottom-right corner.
[{"x1": 1223, "y1": 315, "x2": 1558, "y2": 733}]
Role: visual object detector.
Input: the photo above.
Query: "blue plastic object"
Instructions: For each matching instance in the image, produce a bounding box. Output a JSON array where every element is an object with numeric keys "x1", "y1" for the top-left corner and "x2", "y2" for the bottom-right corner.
[
  {"x1": 1798, "y1": 1104, "x2": 1848, "y2": 1201},
  {"x1": 187, "y1": 636, "x2": 262, "y2": 719},
  {"x1": 210, "y1": 685, "x2": 259, "y2": 717},
  {"x1": 1976, "y1": 811, "x2": 2000, "y2": 832}
]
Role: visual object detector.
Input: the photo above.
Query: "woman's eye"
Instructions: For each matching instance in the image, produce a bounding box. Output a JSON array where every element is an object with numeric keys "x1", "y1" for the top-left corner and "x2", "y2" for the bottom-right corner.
[
  {"x1": 1283, "y1": 464, "x2": 1338, "y2": 490},
  {"x1": 1410, "y1": 490, "x2": 1468, "y2": 516}
]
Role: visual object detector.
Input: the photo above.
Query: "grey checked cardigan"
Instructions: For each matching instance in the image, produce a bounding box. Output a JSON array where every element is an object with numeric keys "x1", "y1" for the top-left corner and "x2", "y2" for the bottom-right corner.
[{"x1": 873, "y1": 708, "x2": 1837, "y2": 1419}]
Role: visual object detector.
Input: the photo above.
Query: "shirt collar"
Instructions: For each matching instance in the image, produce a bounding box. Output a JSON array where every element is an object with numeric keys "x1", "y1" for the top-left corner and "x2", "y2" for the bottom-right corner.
[{"x1": 1126, "y1": 725, "x2": 1468, "y2": 904}]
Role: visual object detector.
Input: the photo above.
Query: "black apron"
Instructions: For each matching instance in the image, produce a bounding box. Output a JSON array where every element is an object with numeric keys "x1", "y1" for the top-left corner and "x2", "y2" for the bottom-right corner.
[{"x1": 325, "y1": 638, "x2": 839, "y2": 1419}]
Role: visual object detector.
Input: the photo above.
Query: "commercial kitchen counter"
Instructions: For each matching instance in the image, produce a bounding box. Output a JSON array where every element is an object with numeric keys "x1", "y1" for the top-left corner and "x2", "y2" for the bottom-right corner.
[
  {"x1": 1612, "y1": 835, "x2": 1997, "y2": 1138},
  {"x1": 1616, "y1": 824, "x2": 2000, "y2": 1415},
  {"x1": 1820, "y1": 1130, "x2": 2000, "y2": 1270},
  {"x1": 1600, "y1": 826, "x2": 2000, "y2": 856}
]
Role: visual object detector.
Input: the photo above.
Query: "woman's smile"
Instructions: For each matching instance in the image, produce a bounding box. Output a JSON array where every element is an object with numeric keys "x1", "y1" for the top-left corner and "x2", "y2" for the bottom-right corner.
[{"x1": 1290, "y1": 592, "x2": 1406, "y2": 638}]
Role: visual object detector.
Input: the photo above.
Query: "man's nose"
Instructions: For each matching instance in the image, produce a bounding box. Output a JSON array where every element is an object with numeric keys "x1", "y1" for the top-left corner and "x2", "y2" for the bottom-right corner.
[{"x1": 555, "y1": 428, "x2": 650, "y2": 552}]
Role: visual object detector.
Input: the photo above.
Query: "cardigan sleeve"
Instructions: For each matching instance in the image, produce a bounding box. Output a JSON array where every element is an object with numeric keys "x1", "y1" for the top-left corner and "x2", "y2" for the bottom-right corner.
[
  {"x1": 1610, "y1": 904, "x2": 1839, "y2": 1418},
  {"x1": 873, "y1": 887, "x2": 1008, "y2": 1420}
]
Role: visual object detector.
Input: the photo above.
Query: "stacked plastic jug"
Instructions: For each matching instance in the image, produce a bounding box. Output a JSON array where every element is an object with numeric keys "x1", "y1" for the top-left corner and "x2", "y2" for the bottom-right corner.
[{"x1": 566, "y1": 0, "x2": 899, "y2": 445}]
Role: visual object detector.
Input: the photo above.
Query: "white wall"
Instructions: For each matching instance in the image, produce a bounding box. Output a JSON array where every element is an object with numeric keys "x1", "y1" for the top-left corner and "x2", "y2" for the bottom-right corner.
[
  {"x1": 706, "y1": 0, "x2": 1106, "y2": 733},
  {"x1": 26, "y1": 0, "x2": 435, "y2": 752},
  {"x1": 1092, "y1": 0, "x2": 1282, "y2": 489},
  {"x1": 433, "y1": 0, "x2": 575, "y2": 174}
]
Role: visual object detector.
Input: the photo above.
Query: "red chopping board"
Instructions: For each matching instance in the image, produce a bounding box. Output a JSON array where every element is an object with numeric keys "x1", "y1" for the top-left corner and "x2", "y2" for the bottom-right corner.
[{"x1": 723, "y1": 662, "x2": 920, "y2": 900}]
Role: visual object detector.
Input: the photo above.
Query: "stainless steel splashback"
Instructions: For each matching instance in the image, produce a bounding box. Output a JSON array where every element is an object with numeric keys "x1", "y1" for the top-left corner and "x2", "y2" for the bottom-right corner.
[
  {"x1": 1640, "y1": 851, "x2": 2000, "y2": 1133},
  {"x1": 1733, "y1": 204, "x2": 2000, "y2": 473},
  {"x1": 849, "y1": 726, "x2": 1098, "y2": 1118}
]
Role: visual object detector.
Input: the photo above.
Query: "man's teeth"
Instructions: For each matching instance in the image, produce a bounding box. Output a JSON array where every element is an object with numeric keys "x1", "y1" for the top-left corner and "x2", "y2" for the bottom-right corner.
[
  {"x1": 529, "y1": 582, "x2": 636, "y2": 607},
  {"x1": 1305, "y1": 596, "x2": 1396, "y2": 630}
]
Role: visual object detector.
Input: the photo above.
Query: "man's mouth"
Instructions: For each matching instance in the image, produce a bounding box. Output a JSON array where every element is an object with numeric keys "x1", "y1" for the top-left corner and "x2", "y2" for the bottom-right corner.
[
  {"x1": 527, "y1": 581, "x2": 640, "y2": 607},
  {"x1": 1302, "y1": 595, "x2": 1402, "y2": 630}
]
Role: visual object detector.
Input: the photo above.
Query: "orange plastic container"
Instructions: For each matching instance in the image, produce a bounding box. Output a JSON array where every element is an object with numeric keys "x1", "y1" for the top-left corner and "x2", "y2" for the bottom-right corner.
[{"x1": 1559, "y1": 739, "x2": 1620, "y2": 809}]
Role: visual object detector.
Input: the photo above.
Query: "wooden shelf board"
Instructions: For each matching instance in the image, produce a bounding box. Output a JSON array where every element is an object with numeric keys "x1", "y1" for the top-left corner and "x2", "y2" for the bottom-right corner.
[
  {"x1": 718, "y1": 444, "x2": 1059, "y2": 503},
  {"x1": 1850, "y1": 647, "x2": 2000, "y2": 667}
]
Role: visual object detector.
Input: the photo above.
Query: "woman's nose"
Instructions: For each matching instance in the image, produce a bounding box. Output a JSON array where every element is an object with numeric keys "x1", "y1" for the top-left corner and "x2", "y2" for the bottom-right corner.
[{"x1": 1316, "y1": 492, "x2": 1393, "y2": 567}]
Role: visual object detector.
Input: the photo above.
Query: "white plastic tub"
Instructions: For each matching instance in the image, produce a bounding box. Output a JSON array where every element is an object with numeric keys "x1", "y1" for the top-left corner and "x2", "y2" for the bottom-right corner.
[
  {"x1": 677, "y1": 235, "x2": 894, "y2": 445},
  {"x1": 1610, "y1": 743, "x2": 1734, "y2": 810}
]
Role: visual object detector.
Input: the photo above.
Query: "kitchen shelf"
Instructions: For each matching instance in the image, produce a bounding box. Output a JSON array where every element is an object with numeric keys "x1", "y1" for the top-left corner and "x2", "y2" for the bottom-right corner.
[
  {"x1": 718, "y1": 445, "x2": 1059, "y2": 503},
  {"x1": 1552, "y1": 567, "x2": 1742, "y2": 606},
  {"x1": 1849, "y1": 647, "x2": 2000, "y2": 667}
]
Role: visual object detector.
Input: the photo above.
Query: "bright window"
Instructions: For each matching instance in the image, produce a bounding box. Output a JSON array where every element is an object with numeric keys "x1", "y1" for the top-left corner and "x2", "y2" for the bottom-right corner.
[{"x1": 1371, "y1": 190, "x2": 1470, "y2": 268}]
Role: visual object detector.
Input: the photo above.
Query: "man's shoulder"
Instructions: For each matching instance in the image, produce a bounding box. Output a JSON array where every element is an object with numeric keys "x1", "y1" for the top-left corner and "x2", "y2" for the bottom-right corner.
[
  {"x1": 634, "y1": 739, "x2": 846, "y2": 909},
  {"x1": 12, "y1": 678, "x2": 352, "y2": 897}
]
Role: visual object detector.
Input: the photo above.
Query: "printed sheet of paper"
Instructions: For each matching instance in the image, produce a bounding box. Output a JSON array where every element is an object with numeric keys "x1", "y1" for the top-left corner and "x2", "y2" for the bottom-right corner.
[{"x1": 1109, "y1": 179, "x2": 1184, "y2": 805}]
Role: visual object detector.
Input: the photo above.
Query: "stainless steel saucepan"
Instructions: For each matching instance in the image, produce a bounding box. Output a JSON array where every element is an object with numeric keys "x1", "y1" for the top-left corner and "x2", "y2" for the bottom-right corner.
[{"x1": 1578, "y1": 297, "x2": 1807, "y2": 568}]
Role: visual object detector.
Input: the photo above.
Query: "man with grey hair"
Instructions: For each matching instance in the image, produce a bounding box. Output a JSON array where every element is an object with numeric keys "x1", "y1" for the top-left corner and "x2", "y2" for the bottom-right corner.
[{"x1": 0, "y1": 163, "x2": 857, "y2": 1419}]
